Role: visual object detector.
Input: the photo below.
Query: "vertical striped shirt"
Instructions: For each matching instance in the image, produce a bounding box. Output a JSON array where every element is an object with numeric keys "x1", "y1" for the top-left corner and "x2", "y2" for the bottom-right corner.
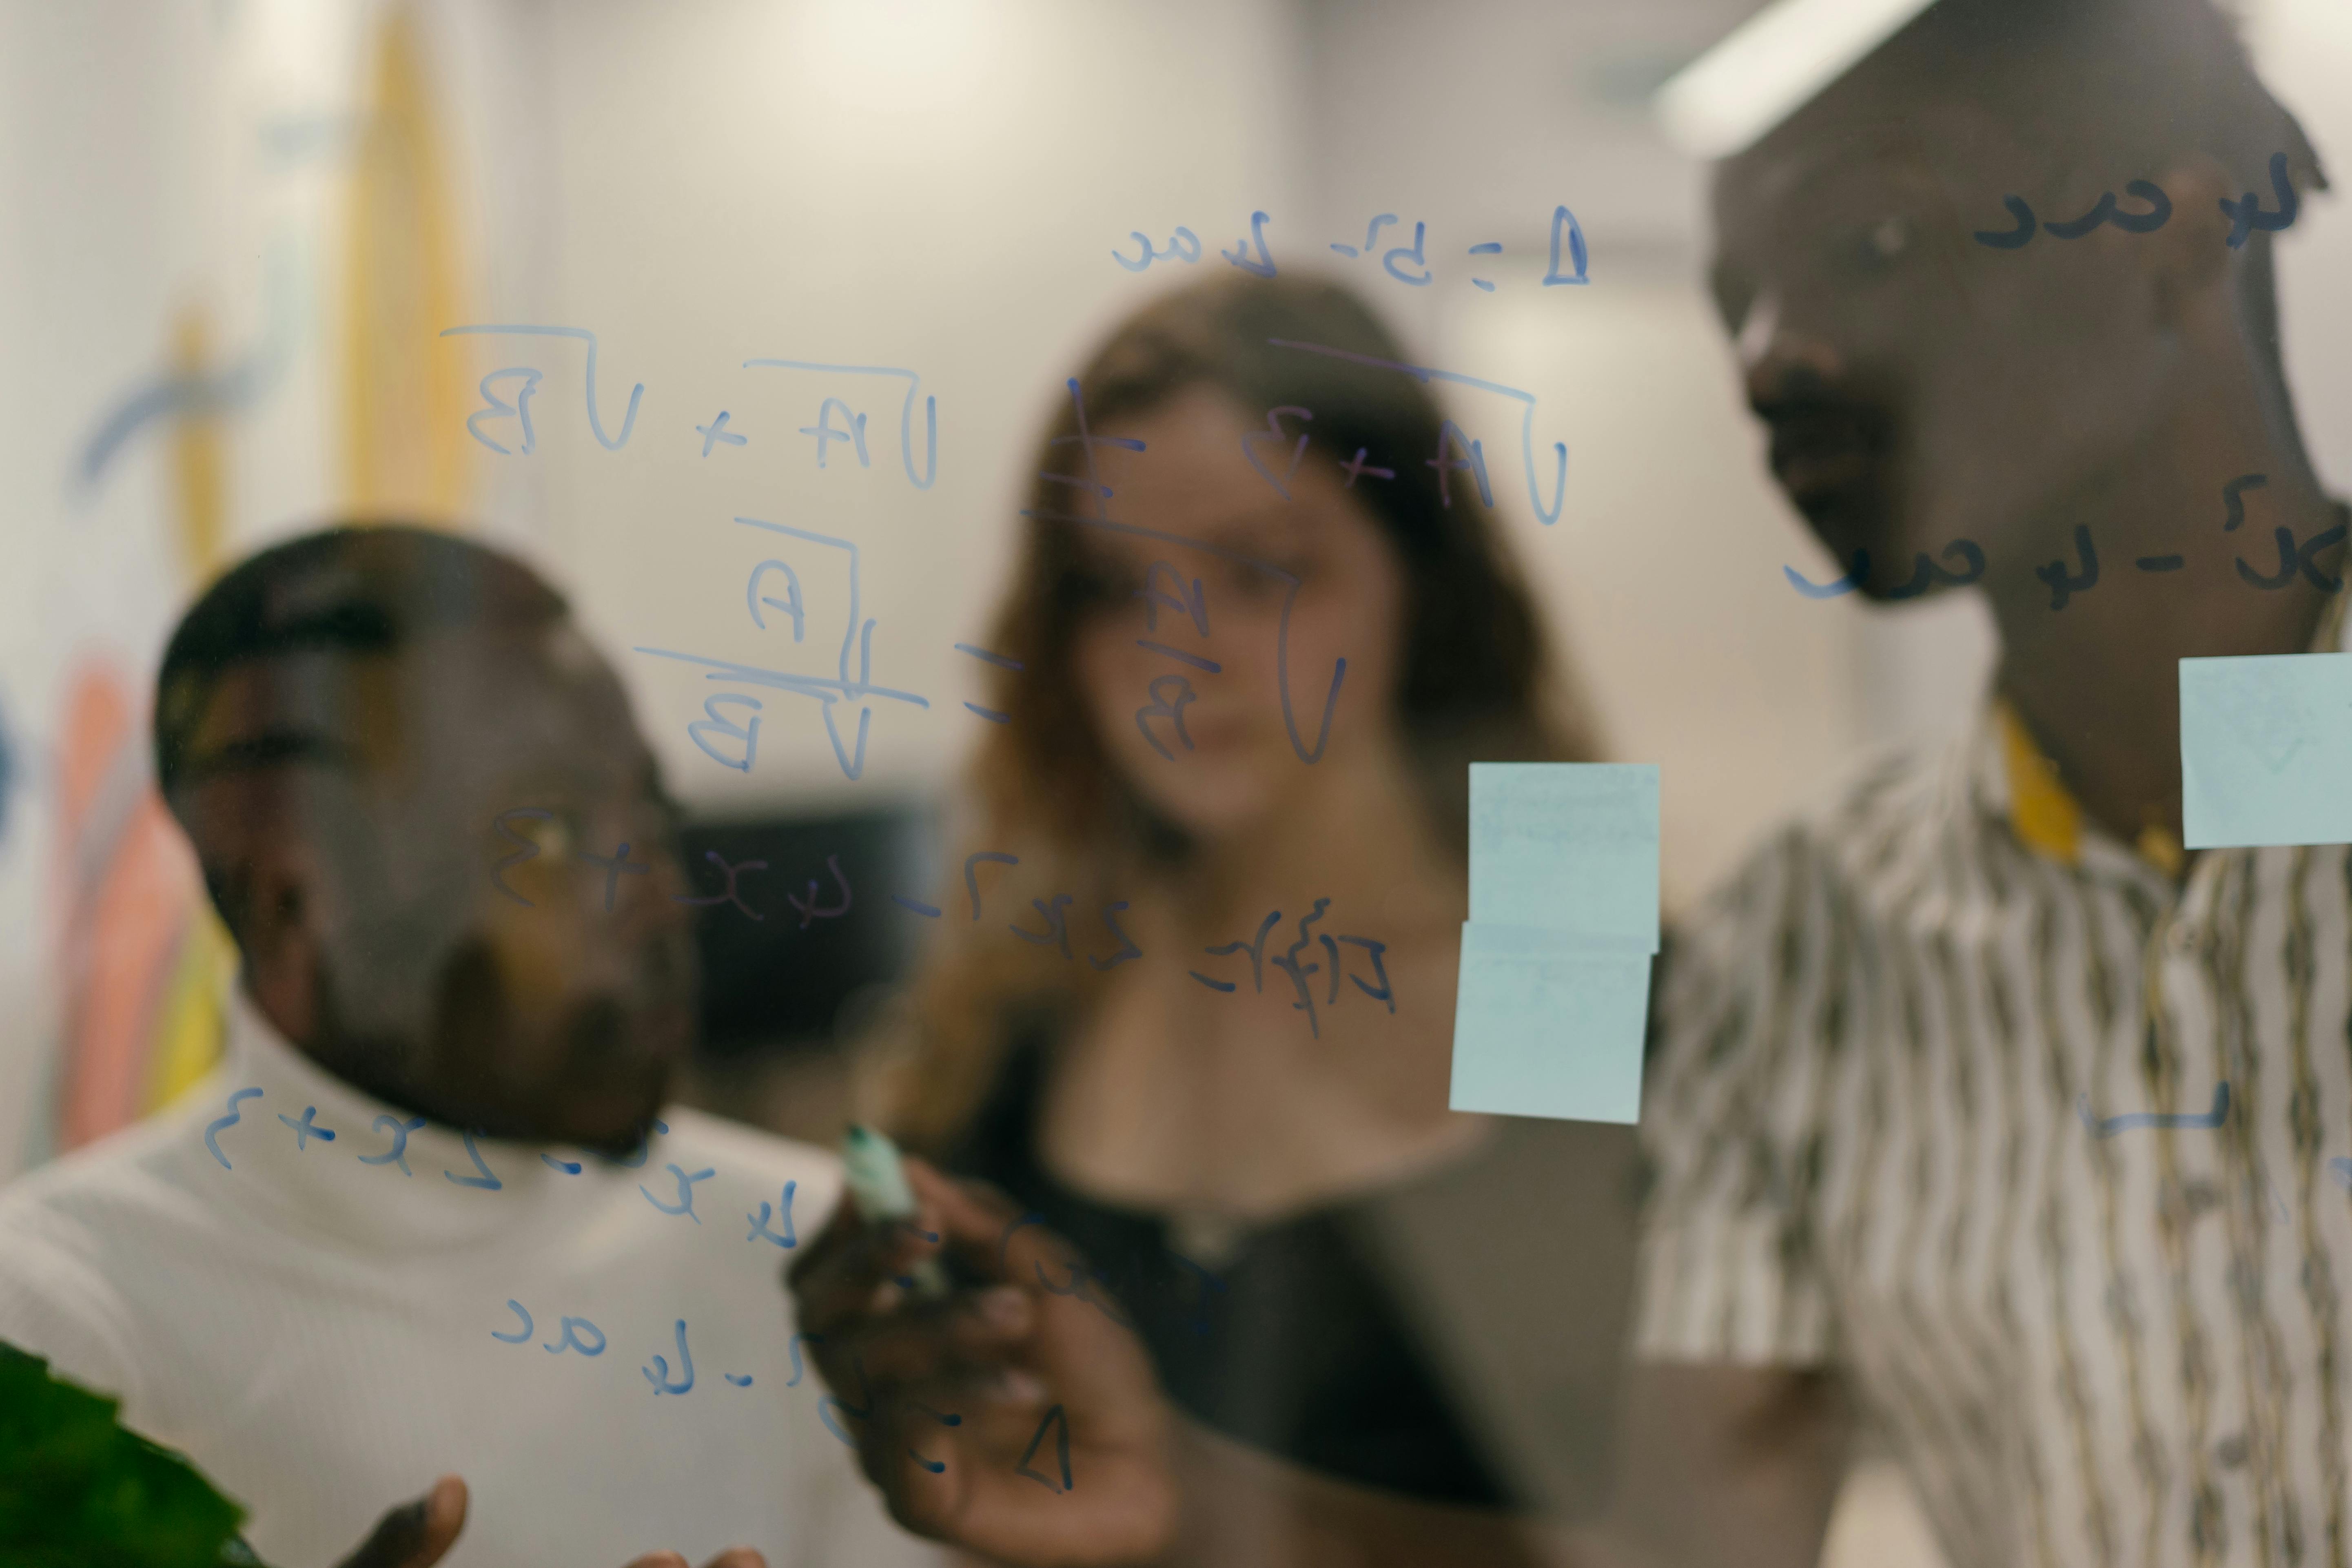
[{"x1": 1635, "y1": 607, "x2": 2352, "y2": 1568}]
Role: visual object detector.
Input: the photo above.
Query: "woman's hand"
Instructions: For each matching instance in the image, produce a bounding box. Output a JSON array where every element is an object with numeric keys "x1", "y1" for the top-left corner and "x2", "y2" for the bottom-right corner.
[
  {"x1": 331, "y1": 1475, "x2": 765, "y2": 1568},
  {"x1": 788, "y1": 1159, "x2": 1178, "y2": 1566}
]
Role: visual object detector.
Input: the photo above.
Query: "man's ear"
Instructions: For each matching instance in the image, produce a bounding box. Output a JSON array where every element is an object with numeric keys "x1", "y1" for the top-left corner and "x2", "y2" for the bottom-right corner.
[
  {"x1": 2143, "y1": 154, "x2": 2239, "y2": 324},
  {"x1": 238, "y1": 833, "x2": 326, "y2": 1045},
  {"x1": 181, "y1": 775, "x2": 327, "y2": 1045}
]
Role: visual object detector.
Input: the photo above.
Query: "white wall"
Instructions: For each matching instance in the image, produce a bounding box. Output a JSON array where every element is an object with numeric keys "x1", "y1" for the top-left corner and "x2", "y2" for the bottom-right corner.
[
  {"x1": 0, "y1": 0, "x2": 548, "y2": 1175},
  {"x1": 2250, "y1": 0, "x2": 2352, "y2": 496},
  {"x1": 0, "y1": 0, "x2": 223, "y2": 1176}
]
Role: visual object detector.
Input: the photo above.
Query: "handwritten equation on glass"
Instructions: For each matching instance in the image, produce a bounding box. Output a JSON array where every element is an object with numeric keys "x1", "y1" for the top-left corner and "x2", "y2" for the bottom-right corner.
[
  {"x1": 437, "y1": 329, "x2": 938, "y2": 488},
  {"x1": 202, "y1": 1086, "x2": 1217, "y2": 1489},
  {"x1": 482, "y1": 828, "x2": 1396, "y2": 1039},
  {"x1": 1783, "y1": 475, "x2": 2345, "y2": 607},
  {"x1": 436, "y1": 326, "x2": 1569, "y2": 775},
  {"x1": 1109, "y1": 204, "x2": 1592, "y2": 292},
  {"x1": 200, "y1": 1090, "x2": 771, "y2": 1219},
  {"x1": 1971, "y1": 153, "x2": 2299, "y2": 251}
]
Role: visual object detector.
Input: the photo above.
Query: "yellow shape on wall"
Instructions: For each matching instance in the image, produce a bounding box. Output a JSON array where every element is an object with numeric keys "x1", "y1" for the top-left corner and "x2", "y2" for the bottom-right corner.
[
  {"x1": 344, "y1": 4, "x2": 470, "y2": 524},
  {"x1": 169, "y1": 309, "x2": 228, "y2": 584},
  {"x1": 143, "y1": 903, "x2": 238, "y2": 1116}
]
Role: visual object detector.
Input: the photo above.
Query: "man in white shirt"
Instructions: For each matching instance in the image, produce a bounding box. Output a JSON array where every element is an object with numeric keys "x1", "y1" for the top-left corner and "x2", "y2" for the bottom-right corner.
[{"x1": 0, "y1": 525, "x2": 936, "y2": 1568}]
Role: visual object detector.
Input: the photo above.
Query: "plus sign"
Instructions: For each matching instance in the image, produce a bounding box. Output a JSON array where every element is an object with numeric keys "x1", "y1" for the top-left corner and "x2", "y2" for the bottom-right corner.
[
  {"x1": 276, "y1": 1105, "x2": 337, "y2": 1151},
  {"x1": 697, "y1": 410, "x2": 747, "y2": 458},
  {"x1": 581, "y1": 839, "x2": 654, "y2": 911},
  {"x1": 1339, "y1": 446, "x2": 1395, "y2": 488}
]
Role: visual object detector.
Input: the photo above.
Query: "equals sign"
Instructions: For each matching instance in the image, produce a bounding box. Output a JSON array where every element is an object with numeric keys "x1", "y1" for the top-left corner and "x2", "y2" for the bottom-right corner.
[{"x1": 955, "y1": 643, "x2": 1022, "y2": 724}]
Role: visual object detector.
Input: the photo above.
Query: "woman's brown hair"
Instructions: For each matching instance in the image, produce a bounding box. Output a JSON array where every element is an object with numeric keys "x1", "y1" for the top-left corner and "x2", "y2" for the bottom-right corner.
[{"x1": 878, "y1": 270, "x2": 1599, "y2": 1150}]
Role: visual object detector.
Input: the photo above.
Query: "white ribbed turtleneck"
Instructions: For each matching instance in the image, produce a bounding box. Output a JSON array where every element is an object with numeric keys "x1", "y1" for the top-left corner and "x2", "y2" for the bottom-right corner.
[{"x1": 0, "y1": 990, "x2": 934, "y2": 1568}]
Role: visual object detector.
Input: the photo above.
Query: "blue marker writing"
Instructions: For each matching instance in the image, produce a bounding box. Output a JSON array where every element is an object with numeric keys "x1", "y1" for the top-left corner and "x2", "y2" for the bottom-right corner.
[
  {"x1": 636, "y1": 516, "x2": 931, "y2": 782},
  {"x1": 1022, "y1": 379, "x2": 1345, "y2": 762},
  {"x1": 2220, "y1": 153, "x2": 2299, "y2": 250},
  {"x1": 446, "y1": 1130, "x2": 504, "y2": 1191},
  {"x1": 547, "y1": 1316, "x2": 606, "y2": 1357},
  {"x1": 786, "y1": 855, "x2": 852, "y2": 929},
  {"x1": 748, "y1": 560, "x2": 807, "y2": 642},
  {"x1": 801, "y1": 397, "x2": 871, "y2": 470},
  {"x1": 675, "y1": 849, "x2": 767, "y2": 921},
  {"x1": 955, "y1": 643, "x2": 1022, "y2": 725},
  {"x1": 744, "y1": 359, "x2": 936, "y2": 489},
  {"x1": 1383, "y1": 219, "x2": 1430, "y2": 286},
  {"x1": 641, "y1": 1163, "x2": 716, "y2": 1222},
  {"x1": 1015, "y1": 1403, "x2": 1073, "y2": 1494},
  {"x1": 361, "y1": 1115, "x2": 427, "y2": 1176},
  {"x1": 1542, "y1": 205, "x2": 1590, "y2": 286},
  {"x1": 1467, "y1": 241, "x2": 1502, "y2": 292},
  {"x1": 581, "y1": 838, "x2": 653, "y2": 912},
  {"x1": 2076, "y1": 1081, "x2": 2230, "y2": 1139},
  {"x1": 1090, "y1": 901, "x2": 1143, "y2": 972},
  {"x1": 439, "y1": 325, "x2": 642, "y2": 450},
  {"x1": 1112, "y1": 227, "x2": 1200, "y2": 272},
  {"x1": 643, "y1": 1319, "x2": 695, "y2": 1395},
  {"x1": 468, "y1": 369, "x2": 542, "y2": 456},
  {"x1": 277, "y1": 1106, "x2": 336, "y2": 1151},
  {"x1": 1786, "y1": 549, "x2": 1871, "y2": 598},
  {"x1": 1223, "y1": 210, "x2": 1277, "y2": 278},
  {"x1": 205, "y1": 1088, "x2": 264, "y2": 1171},
  {"x1": 1329, "y1": 214, "x2": 1394, "y2": 260},
  {"x1": 697, "y1": 409, "x2": 745, "y2": 456},
  {"x1": 1264, "y1": 337, "x2": 1565, "y2": 527},
  {"x1": 1241, "y1": 405, "x2": 1311, "y2": 501},
  {"x1": 747, "y1": 1180, "x2": 798, "y2": 1248}
]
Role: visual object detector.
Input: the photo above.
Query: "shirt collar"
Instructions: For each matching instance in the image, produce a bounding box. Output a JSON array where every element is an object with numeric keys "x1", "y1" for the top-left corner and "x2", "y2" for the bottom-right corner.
[
  {"x1": 1982, "y1": 580, "x2": 2351, "y2": 879},
  {"x1": 201, "y1": 987, "x2": 651, "y2": 1259}
]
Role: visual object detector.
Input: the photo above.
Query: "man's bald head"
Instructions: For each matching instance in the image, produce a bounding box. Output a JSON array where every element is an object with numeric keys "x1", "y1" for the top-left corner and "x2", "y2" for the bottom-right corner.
[
  {"x1": 154, "y1": 524, "x2": 695, "y2": 1149},
  {"x1": 155, "y1": 525, "x2": 566, "y2": 813}
]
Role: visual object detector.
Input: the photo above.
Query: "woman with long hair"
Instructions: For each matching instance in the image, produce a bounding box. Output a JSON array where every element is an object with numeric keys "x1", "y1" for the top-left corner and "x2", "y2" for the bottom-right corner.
[{"x1": 872, "y1": 271, "x2": 1640, "y2": 1524}]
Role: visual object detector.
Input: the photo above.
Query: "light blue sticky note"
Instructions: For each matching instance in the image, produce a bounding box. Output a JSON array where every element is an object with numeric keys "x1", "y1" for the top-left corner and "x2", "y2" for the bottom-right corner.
[
  {"x1": 2180, "y1": 653, "x2": 2352, "y2": 848},
  {"x1": 1450, "y1": 924, "x2": 1649, "y2": 1124},
  {"x1": 1469, "y1": 763, "x2": 1659, "y2": 945}
]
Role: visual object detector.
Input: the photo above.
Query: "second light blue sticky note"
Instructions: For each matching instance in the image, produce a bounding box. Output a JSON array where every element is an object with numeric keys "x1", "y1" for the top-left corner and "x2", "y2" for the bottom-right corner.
[
  {"x1": 2180, "y1": 653, "x2": 2352, "y2": 848},
  {"x1": 1469, "y1": 763, "x2": 1659, "y2": 943},
  {"x1": 1454, "y1": 763, "x2": 1660, "y2": 1125},
  {"x1": 1450, "y1": 925, "x2": 1649, "y2": 1124}
]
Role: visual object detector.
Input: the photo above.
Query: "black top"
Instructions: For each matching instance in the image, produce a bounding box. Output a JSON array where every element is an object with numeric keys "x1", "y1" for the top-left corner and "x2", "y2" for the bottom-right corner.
[{"x1": 947, "y1": 1034, "x2": 1638, "y2": 1510}]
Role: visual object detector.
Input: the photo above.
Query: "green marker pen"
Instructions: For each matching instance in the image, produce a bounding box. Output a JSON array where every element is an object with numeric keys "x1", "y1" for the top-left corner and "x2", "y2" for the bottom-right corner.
[{"x1": 841, "y1": 1123, "x2": 950, "y2": 1299}]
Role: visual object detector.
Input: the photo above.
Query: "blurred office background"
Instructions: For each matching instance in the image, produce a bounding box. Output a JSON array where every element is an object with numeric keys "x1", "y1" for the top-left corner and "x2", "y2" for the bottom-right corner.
[{"x1": 4, "y1": 2, "x2": 2350, "y2": 1559}]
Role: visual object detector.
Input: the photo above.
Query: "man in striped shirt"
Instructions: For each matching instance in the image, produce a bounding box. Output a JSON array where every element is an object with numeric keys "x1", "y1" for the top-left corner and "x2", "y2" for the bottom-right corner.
[{"x1": 1630, "y1": 0, "x2": 2352, "y2": 1564}]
